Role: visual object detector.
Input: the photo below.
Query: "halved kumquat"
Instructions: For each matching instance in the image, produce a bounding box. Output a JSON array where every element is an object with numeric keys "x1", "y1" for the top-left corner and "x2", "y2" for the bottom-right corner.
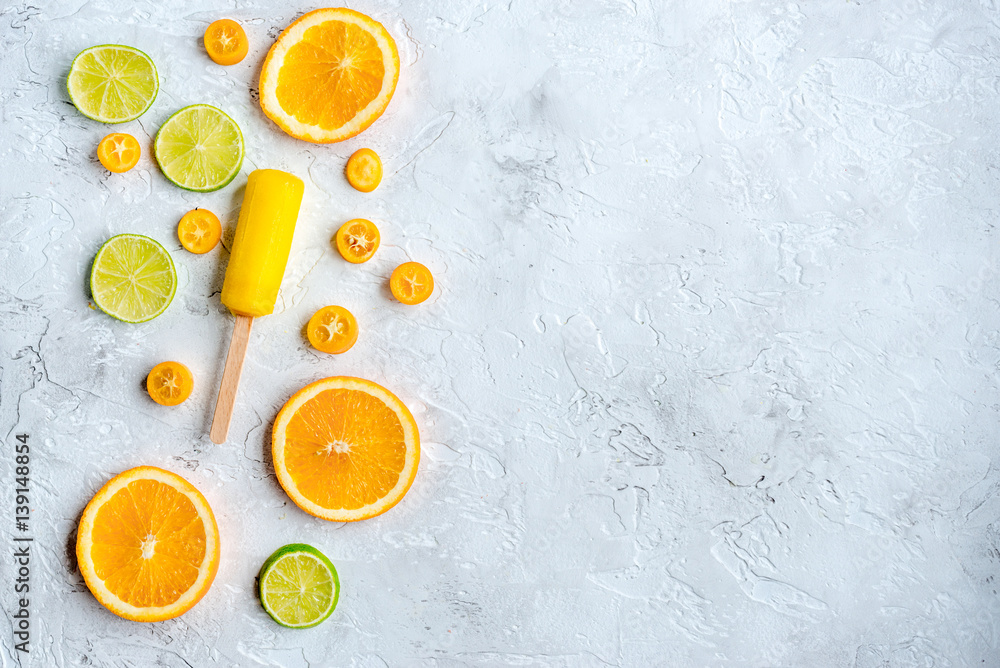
[
  {"x1": 390, "y1": 262, "x2": 434, "y2": 305},
  {"x1": 205, "y1": 19, "x2": 249, "y2": 65},
  {"x1": 307, "y1": 305, "x2": 358, "y2": 355},
  {"x1": 345, "y1": 148, "x2": 382, "y2": 192},
  {"x1": 147, "y1": 361, "x2": 194, "y2": 406},
  {"x1": 97, "y1": 133, "x2": 141, "y2": 173},
  {"x1": 177, "y1": 208, "x2": 222, "y2": 254},
  {"x1": 335, "y1": 218, "x2": 380, "y2": 263}
]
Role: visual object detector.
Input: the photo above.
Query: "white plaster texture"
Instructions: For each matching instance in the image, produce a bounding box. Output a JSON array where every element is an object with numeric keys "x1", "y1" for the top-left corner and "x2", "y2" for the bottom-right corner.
[{"x1": 1, "y1": 0, "x2": 999, "y2": 665}]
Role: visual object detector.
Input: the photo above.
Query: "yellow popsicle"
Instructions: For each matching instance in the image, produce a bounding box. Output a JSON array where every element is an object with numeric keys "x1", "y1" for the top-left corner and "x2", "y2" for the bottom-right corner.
[
  {"x1": 221, "y1": 169, "x2": 304, "y2": 316},
  {"x1": 211, "y1": 168, "x2": 304, "y2": 444}
]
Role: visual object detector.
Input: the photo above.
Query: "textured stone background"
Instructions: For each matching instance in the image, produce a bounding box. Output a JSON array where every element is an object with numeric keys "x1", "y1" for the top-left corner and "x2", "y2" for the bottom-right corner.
[{"x1": 2, "y1": 0, "x2": 1000, "y2": 665}]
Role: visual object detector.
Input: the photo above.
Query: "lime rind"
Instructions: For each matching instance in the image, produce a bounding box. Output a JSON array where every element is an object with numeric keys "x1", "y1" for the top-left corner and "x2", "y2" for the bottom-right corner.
[
  {"x1": 154, "y1": 104, "x2": 245, "y2": 193},
  {"x1": 90, "y1": 234, "x2": 177, "y2": 323},
  {"x1": 67, "y1": 44, "x2": 158, "y2": 124},
  {"x1": 258, "y1": 543, "x2": 340, "y2": 629}
]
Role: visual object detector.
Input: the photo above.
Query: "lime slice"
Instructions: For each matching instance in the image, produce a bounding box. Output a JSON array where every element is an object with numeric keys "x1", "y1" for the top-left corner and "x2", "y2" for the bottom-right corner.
[
  {"x1": 154, "y1": 105, "x2": 244, "y2": 192},
  {"x1": 258, "y1": 544, "x2": 340, "y2": 629},
  {"x1": 90, "y1": 234, "x2": 177, "y2": 323},
  {"x1": 67, "y1": 45, "x2": 158, "y2": 123}
]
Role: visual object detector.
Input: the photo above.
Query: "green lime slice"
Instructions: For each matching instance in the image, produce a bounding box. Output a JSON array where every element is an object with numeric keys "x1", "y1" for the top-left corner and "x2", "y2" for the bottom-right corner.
[
  {"x1": 90, "y1": 234, "x2": 177, "y2": 323},
  {"x1": 154, "y1": 104, "x2": 244, "y2": 192},
  {"x1": 67, "y1": 45, "x2": 158, "y2": 123},
  {"x1": 258, "y1": 544, "x2": 340, "y2": 629}
]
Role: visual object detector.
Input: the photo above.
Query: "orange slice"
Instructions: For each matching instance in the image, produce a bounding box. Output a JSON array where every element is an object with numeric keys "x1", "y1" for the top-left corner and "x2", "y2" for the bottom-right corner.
[
  {"x1": 345, "y1": 148, "x2": 382, "y2": 192},
  {"x1": 204, "y1": 19, "x2": 248, "y2": 66},
  {"x1": 390, "y1": 262, "x2": 434, "y2": 305},
  {"x1": 147, "y1": 361, "x2": 194, "y2": 406},
  {"x1": 177, "y1": 208, "x2": 222, "y2": 254},
  {"x1": 259, "y1": 8, "x2": 400, "y2": 143},
  {"x1": 76, "y1": 466, "x2": 220, "y2": 622},
  {"x1": 307, "y1": 305, "x2": 359, "y2": 354},
  {"x1": 272, "y1": 377, "x2": 420, "y2": 521},
  {"x1": 97, "y1": 133, "x2": 141, "y2": 173},
  {"x1": 335, "y1": 218, "x2": 380, "y2": 263}
]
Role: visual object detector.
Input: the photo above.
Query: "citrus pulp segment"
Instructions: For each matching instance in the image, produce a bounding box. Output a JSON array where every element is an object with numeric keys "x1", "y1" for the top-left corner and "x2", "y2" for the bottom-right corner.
[
  {"x1": 259, "y1": 8, "x2": 400, "y2": 143},
  {"x1": 67, "y1": 44, "x2": 158, "y2": 123},
  {"x1": 272, "y1": 377, "x2": 420, "y2": 522},
  {"x1": 154, "y1": 104, "x2": 244, "y2": 192},
  {"x1": 90, "y1": 234, "x2": 176, "y2": 323},
  {"x1": 76, "y1": 466, "x2": 220, "y2": 622}
]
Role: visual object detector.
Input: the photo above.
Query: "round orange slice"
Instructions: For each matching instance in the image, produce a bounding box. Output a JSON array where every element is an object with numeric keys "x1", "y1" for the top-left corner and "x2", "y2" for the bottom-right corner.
[
  {"x1": 272, "y1": 377, "x2": 420, "y2": 521},
  {"x1": 76, "y1": 466, "x2": 220, "y2": 622},
  {"x1": 259, "y1": 8, "x2": 400, "y2": 143}
]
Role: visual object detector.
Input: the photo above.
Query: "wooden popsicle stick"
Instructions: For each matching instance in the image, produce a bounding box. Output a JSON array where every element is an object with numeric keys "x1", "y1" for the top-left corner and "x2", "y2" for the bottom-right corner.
[{"x1": 210, "y1": 314, "x2": 254, "y2": 444}]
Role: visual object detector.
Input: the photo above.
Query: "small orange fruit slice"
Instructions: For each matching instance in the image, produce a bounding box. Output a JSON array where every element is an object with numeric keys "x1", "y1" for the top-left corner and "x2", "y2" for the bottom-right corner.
[
  {"x1": 335, "y1": 218, "x2": 380, "y2": 263},
  {"x1": 76, "y1": 466, "x2": 220, "y2": 622},
  {"x1": 97, "y1": 133, "x2": 141, "y2": 173},
  {"x1": 390, "y1": 262, "x2": 434, "y2": 305},
  {"x1": 147, "y1": 361, "x2": 194, "y2": 406},
  {"x1": 272, "y1": 377, "x2": 420, "y2": 521},
  {"x1": 204, "y1": 19, "x2": 249, "y2": 66},
  {"x1": 259, "y1": 8, "x2": 400, "y2": 143},
  {"x1": 307, "y1": 305, "x2": 358, "y2": 354},
  {"x1": 345, "y1": 148, "x2": 382, "y2": 192},
  {"x1": 177, "y1": 208, "x2": 222, "y2": 254}
]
